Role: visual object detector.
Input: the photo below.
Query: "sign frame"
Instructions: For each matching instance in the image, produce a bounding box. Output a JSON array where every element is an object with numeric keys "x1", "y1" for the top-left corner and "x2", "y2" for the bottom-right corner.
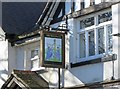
[{"x1": 40, "y1": 30, "x2": 65, "y2": 68}]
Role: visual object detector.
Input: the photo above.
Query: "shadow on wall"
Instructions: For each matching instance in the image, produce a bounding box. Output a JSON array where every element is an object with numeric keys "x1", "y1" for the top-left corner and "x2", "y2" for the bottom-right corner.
[
  {"x1": 64, "y1": 63, "x2": 104, "y2": 87},
  {"x1": 0, "y1": 60, "x2": 8, "y2": 86},
  {"x1": 0, "y1": 69, "x2": 8, "y2": 82},
  {"x1": 37, "y1": 68, "x2": 60, "y2": 87}
]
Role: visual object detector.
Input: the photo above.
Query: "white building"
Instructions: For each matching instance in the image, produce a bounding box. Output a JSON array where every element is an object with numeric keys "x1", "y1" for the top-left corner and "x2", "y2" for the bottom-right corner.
[
  {"x1": 0, "y1": 2, "x2": 47, "y2": 88},
  {"x1": 2, "y1": 0, "x2": 120, "y2": 88}
]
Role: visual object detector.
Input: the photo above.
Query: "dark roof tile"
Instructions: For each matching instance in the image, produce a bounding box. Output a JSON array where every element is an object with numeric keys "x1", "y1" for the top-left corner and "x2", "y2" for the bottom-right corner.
[
  {"x1": 2, "y1": 2, "x2": 47, "y2": 35},
  {"x1": 2, "y1": 70, "x2": 49, "y2": 88}
]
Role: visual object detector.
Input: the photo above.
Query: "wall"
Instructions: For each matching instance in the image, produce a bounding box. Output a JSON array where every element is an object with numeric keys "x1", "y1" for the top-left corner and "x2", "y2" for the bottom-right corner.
[
  {"x1": 112, "y1": 3, "x2": 120, "y2": 79},
  {"x1": 0, "y1": 2, "x2": 9, "y2": 87},
  {"x1": 50, "y1": 2, "x2": 119, "y2": 87},
  {"x1": 49, "y1": 17, "x2": 107, "y2": 87},
  {"x1": 6, "y1": 1, "x2": 120, "y2": 88},
  {"x1": 63, "y1": 18, "x2": 105, "y2": 87},
  {"x1": 15, "y1": 40, "x2": 40, "y2": 70},
  {"x1": 0, "y1": 27, "x2": 8, "y2": 87}
]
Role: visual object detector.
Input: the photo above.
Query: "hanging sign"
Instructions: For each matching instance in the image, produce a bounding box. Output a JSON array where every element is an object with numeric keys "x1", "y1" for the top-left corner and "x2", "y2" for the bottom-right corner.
[{"x1": 40, "y1": 30, "x2": 65, "y2": 68}]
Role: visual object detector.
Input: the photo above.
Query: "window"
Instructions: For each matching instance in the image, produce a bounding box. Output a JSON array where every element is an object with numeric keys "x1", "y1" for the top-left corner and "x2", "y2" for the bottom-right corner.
[
  {"x1": 80, "y1": 0, "x2": 85, "y2": 9},
  {"x1": 107, "y1": 25, "x2": 112, "y2": 52},
  {"x1": 98, "y1": 11, "x2": 112, "y2": 24},
  {"x1": 31, "y1": 48, "x2": 39, "y2": 70},
  {"x1": 78, "y1": 11, "x2": 112, "y2": 61},
  {"x1": 80, "y1": 17, "x2": 94, "y2": 29},
  {"x1": 95, "y1": 0, "x2": 101, "y2": 4},
  {"x1": 90, "y1": 0, "x2": 95, "y2": 6},
  {"x1": 89, "y1": 30, "x2": 95, "y2": 56},
  {"x1": 79, "y1": 33, "x2": 86, "y2": 58},
  {"x1": 98, "y1": 27, "x2": 105, "y2": 54}
]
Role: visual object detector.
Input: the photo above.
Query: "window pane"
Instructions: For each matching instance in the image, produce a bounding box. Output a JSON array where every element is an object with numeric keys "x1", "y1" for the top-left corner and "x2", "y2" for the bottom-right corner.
[
  {"x1": 89, "y1": 30, "x2": 95, "y2": 56},
  {"x1": 95, "y1": 0, "x2": 101, "y2": 4},
  {"x1": 108, "y1": 25, "x2": 113, "y2": 52},
  {"x1": 80, "y1": 0, "x2": 85, "y2": 9},
  {"x1": 84, "y1": 0, "x2": 90, "y2": 8},
  {"x1": 31, "y1": 48, "x2": 39, "y2": 69},
  {"x1": 98, "y1": 11, "x2": 112, "y2": 24},
  {"x1": 31, "y1": 59, "x2": 39, "y2": 68},
  {"x1": 31, "y1": 49, "x2": 39, "y2": 58},
  {"x1": 98, "y1": 27, "x2": 105, "y2": 54},
  {"x1": 80, "y1": 33, "x2": 86, "y2": 58},
  {"x1": 80, "y1": 17, "x2": 94, "y2": 29}
]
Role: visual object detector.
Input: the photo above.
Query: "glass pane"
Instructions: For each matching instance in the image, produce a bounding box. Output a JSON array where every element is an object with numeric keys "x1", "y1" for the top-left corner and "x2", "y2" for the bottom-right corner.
[
  {"x1": 80, "y1": 33, "x2": 86, "y2": 58},
  {"x1": 31, "y1": 59, "x2": 39, "y2": 68},
  {"x1": 31, "y1": 49, "x2": 39, "y2": 58},
  {"x1": 108, "y1": 25, "x2": 113, "y2": 52},
  {"x1": 89, "y1": 30, "x2": 95, "y2": 56},
  {"x1": 98, "y1": 11, "x2": 112, "y2": 24},
  {"x1": 84, "y1": 0, "x2": 90, "y2": 8},
  {"x1": 95, "y1": 0, "x2": 101, "y2": 4},
  {"x1": 80, "y1": 0, "x2": 85, "y2": 9},
  {"x1": 98, "y1": 27, "x2": 105, "y2": 54},
  {"x1": 80, "y1": 17, "x2": 94, "y2": 29}
]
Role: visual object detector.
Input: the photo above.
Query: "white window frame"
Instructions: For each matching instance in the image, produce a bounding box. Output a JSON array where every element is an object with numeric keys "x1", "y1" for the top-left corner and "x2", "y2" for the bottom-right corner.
[
  {"x1": 30, "y1": 47, "x2": 40, "y2": 70},
  {"x1": 76, "y1": 9, "x2": 112, "y2": 62}
]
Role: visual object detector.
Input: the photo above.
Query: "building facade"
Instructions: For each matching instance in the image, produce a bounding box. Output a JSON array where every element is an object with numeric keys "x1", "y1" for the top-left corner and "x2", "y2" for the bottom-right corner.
[{"x1": 1, "y1": 0, "x2": 120, "y2": 88}]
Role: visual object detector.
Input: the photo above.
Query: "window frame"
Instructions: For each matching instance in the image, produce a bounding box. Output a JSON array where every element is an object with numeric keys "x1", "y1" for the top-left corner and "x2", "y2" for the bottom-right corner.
[
  {"x1": 30, "y1": 47, "x2": 40, "y2": 70},
  {"x1": 76, "y1": 9, "x2": 112, "y2": 62}
]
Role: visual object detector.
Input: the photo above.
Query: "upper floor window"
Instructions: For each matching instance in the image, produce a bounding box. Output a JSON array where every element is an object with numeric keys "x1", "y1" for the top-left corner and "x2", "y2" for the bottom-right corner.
[
  {"x1": 98, "y1": 11, "x2": 112, "y2": 24},
  {"x1": 80, "y1": 17, "x2": 94, "y2": 29},
  {"x1": 31, "y1": 48, "x2": 39, "y2": 70},
  {"x1": 80, "y1": 0, "x2": 85, "y2": 9},
  {"x1": 78, "y1": 11, "x2": 112, "y2": 61}
]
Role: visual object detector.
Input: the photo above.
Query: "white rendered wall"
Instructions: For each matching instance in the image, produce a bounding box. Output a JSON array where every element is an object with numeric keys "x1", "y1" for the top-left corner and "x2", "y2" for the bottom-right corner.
[
  {"x1": 64, "y1": 18, "x2": 104, "y2": 87},
  {"x1": 15, "y1": 40, "x2": 40, "y2": 70},
  {"x1": 8, "y1": 2, "x2": 120, "y2": 88},
  {"x1": 16, "y1": 46, "x2": 24, "y2": 70},
  {"x1": 60, "y1": 7, "x2": 119, "y2": 87},
  {"x1": 0, "y1": 2, "x2": 9, "y2": 87},
  {"x1": 8, "y1": 43, "x2": 17, "y2": 74},
  {"x1": 49, "y1": 18, "x2": 106, "y2": 87},
  {"x1": 64, "y1": 63, "x2": 104, "y2": 87},
  {"x1": 0, "y1": 27, "x2": 8, "y2": 87},
  {"x1": 111, "y1": 3, "x2": 120, "y2": 79}
]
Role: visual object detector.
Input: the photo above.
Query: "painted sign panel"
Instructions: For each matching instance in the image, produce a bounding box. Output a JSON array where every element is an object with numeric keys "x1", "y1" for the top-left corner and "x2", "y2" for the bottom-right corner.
[{"x1": 40, "y1": 30, "x2": 65, "y2": 68}]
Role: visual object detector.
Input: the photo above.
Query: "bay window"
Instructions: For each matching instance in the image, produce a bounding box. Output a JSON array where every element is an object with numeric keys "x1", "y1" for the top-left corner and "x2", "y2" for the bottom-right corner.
[{"x1": 78, "y1": 11, "x2": 112, "y2": 61}]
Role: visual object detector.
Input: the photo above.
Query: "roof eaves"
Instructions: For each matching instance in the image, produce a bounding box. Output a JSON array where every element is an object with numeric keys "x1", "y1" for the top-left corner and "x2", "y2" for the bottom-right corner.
[
  {"x1": 1, "y1": 74, "x2": 14, "y2": 89},
  {"x1": 12, "y1": 72, "x2": 30, "y2": 88},
  {"x1": 36, "y1": 0, "x2": 53, "y2": 26}
]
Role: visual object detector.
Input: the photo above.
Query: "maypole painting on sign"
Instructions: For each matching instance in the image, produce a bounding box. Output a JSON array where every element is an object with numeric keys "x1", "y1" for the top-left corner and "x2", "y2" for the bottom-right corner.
[
  {"x1": 40, "y1": 30, "x2": 65, "y2": 68},
  {"x1": 45, "y1": 37, "x2": 62, "y2": 62}
]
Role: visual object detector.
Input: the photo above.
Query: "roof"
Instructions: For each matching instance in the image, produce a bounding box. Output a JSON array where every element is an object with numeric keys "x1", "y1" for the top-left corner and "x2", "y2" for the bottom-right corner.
[
  {"x1": 2, "y1": 2, "x2": 47, "y2": 35},
  {"x1": 1, "y1": 70, "x2": 49, "y2": 88}
]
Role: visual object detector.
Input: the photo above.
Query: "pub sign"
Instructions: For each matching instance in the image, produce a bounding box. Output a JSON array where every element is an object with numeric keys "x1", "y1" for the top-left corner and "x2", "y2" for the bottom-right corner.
[{"x1": 40, "y1": 30, "x2": 65, "y2": 68}]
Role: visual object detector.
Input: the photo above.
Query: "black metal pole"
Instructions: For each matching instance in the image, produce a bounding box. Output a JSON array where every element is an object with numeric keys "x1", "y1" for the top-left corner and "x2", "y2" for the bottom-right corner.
[
  {"x1": 58, "y1": 68, "x2": 60, "y2": 89},
  {"x1": 111, "y1": 60, "x2": 115, "y2": 80}
]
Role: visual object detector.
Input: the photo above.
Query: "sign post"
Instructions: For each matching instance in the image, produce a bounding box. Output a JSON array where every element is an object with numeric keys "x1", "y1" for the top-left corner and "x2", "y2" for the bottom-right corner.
[
  {"x1": 40, "y1": 30, "x2": 65, "y2": 88},
  {"x1": 58, "y1": 68, "x2": 60, "y2": 89}
]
